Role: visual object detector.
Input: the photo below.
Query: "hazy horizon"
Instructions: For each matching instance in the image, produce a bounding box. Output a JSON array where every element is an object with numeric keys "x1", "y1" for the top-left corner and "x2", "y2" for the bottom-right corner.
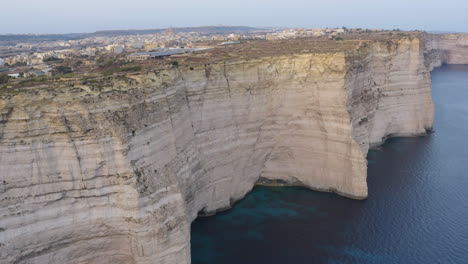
[{"x1": 2, "y1": 0, "x2": 468, "y2": 34}]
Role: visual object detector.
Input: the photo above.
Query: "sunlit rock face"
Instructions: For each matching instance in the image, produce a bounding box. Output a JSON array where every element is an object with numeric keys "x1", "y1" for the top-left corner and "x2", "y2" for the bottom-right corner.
[
  {"x1": 1, "y1": 34, "x2": 458, "y2": 264},
  {"x1": 425, "y1": 33, "x2": 468, "y2": 69},
  {"x1": 346, "y1": 37, "x2": 434, "y2": 154}
]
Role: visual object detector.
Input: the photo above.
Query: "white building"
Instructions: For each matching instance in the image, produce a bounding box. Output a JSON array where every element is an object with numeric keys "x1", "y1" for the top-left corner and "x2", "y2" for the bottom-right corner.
[
  {"x1": 113, "y1": 45, "x2": 124, "y2": 54},
  {"x1": 106, "y1": 45, "x2": 124, "y2": 54},
  {"x1": 228, "y1": 34, "x2": 240, "y2": 41},
  {"x1": 8, "y1": 73, "x2": 21, "y2": 78},
  {"x1": 130, "y1": 42, "x2": 144, "y2": 49},
  {"x1": 0, "y1": 58, "x2": 4, "y2": 66}
]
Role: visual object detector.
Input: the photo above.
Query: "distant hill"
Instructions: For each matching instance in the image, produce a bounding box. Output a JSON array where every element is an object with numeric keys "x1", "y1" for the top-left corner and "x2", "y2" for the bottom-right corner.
[{"x1": 0, "y1": 26, "x2": 262, "y2": 45}]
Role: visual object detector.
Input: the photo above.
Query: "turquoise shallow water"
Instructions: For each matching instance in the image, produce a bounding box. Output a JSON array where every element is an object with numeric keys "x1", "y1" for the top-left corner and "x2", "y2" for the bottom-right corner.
[{"x1": 191, "y1": 66, "x2": 468, "y2": 264}]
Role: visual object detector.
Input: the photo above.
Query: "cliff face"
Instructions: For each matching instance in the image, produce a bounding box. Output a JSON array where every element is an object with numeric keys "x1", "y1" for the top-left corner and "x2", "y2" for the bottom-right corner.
[
  {"x1": 0, "y1": 35, "x2": 444, "y2": 264},
  {"x1": 425, "y1": 33, "x2": 468, "y2": 69},
  {"x1": 347, "y1": 38, "x2": 434, "y2": 153}
]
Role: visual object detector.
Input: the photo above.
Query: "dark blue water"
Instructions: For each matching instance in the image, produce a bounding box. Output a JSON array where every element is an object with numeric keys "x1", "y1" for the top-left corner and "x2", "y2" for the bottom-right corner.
[{"x1": 191, "y1": 66, "x2": 468, "y2": 264}]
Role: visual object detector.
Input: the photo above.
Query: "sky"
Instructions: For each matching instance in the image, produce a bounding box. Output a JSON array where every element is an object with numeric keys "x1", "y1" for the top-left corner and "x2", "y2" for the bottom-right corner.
[{"x1": 1, "y1": 0, "x2": 467, "y2": 34}]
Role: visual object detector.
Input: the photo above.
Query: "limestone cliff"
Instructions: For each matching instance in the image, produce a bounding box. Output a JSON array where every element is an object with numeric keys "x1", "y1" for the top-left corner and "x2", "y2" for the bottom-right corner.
[
  {"x1": 424, "y1": 33, "x2": 468, "y2": 69},
  {"x1": 0, "y1": 34, "x2": 455, "y2": 263},
  {"x1": 347, "y1": 37, "x2": 433, "y2": 153}
]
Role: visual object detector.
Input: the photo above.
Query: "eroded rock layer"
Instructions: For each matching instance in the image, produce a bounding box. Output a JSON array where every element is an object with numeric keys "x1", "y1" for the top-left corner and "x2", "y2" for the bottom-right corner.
[
  {"x1": 346, "y1": 37, "x2": 434, "y2": 152},
  {"x1": 425, "y1": 33, "x2": 468, "y2": 68},
  {"x1": 0, "y1": 34, "x2": 463, "y2": 263}
]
